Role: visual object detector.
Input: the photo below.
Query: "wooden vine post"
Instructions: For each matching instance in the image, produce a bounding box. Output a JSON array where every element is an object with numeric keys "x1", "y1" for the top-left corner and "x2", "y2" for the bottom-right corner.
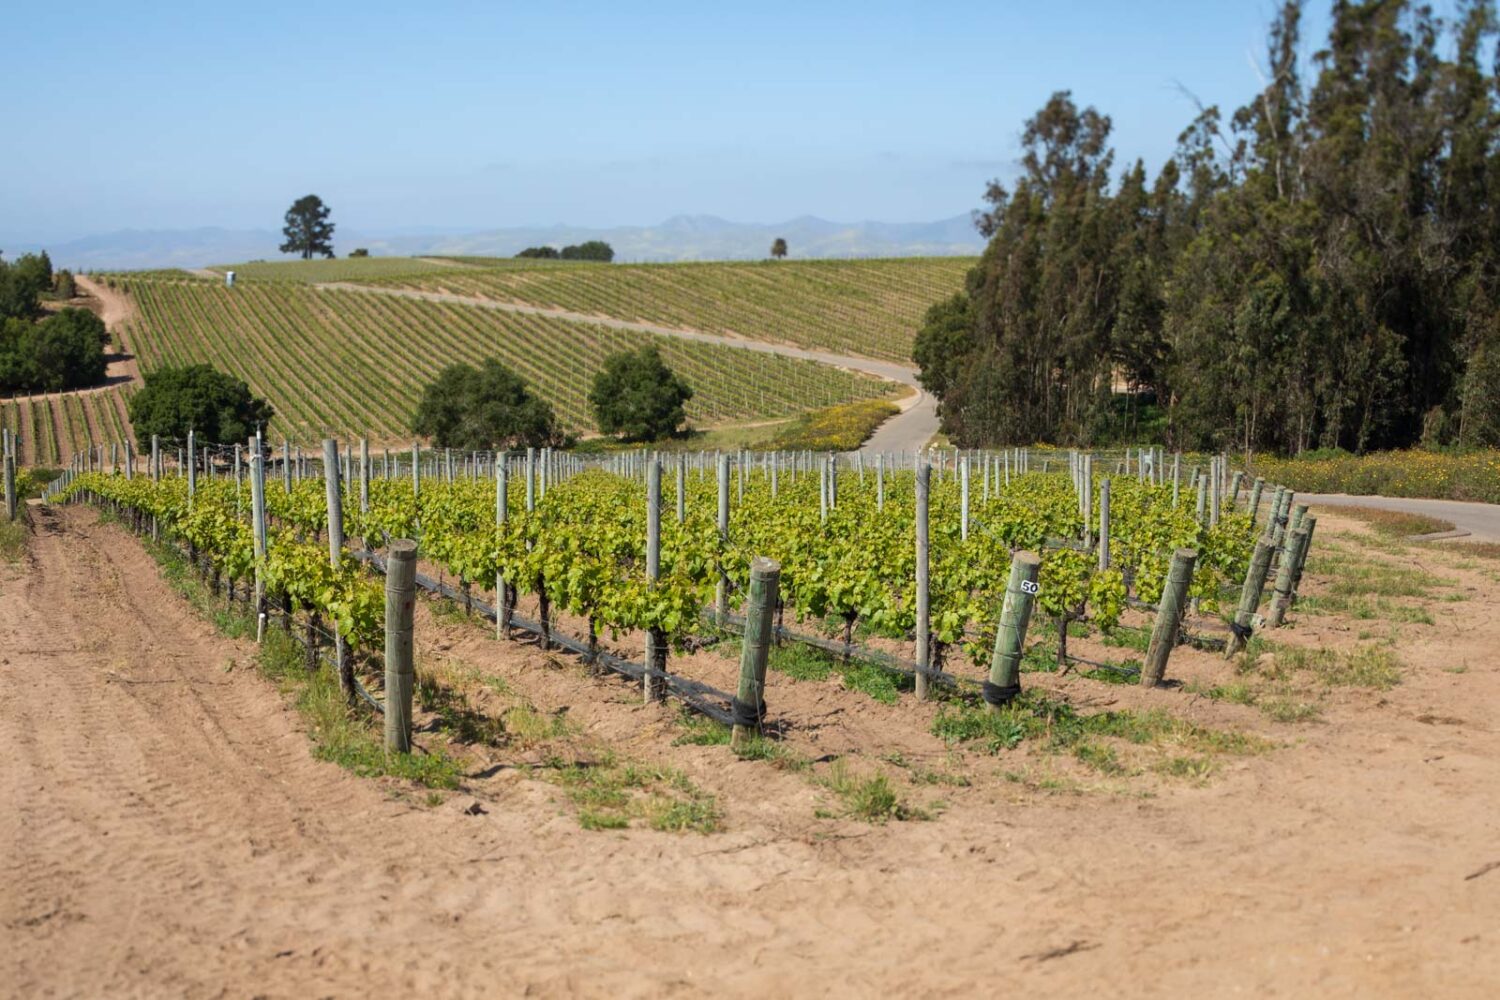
[
  {"x1": 3, "y1": 449, "x2": 15, "y2": 522},
  {"x1": 1247, "y1": 477, "x2": 1265, "y2": 528},
  {"x1": 1289, "y1": 515, "x2": 1317, "y2": 605},
  {"x1": 1142, "y1": 547, "x2": 1197, "y2": 686},
  {"x1": 915, "y1": 460, "x2": 932, "y2": 700},
  {"x1": 984, "y1": 551, "x2": 1041, "y2": 714},
  {"x1": 731, "y1": 556, "x2": 781, "y2": 748},
  {"x1": 1225, "y1": 536, "x2": 1276, "y2": 658},
  {"x1": 384, "y1": 539, "x2": 418, "y2": 753},
  {"x1": 1266, "y1": 523, "x2": 1309, "y2": 629}
]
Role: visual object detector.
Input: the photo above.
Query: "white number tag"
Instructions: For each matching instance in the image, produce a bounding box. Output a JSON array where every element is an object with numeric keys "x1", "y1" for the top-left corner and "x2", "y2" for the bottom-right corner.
[{"x1": 1020, "y1": 580, "x2": 1040, "y2": 595}]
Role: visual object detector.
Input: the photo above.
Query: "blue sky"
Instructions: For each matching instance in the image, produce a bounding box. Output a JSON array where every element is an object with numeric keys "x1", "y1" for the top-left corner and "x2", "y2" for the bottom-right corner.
[{"x1": 4, "y1": 1, "x2": 1342, "y2": 242}]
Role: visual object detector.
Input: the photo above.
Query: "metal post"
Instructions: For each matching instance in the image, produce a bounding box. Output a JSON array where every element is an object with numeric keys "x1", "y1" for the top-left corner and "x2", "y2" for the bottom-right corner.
[
  {"x1": 645, "y1": 459, "x2": 666, "y2": 703},
  {"x1": 915, "y1": 461, "x2": 931, "y2": 700}
]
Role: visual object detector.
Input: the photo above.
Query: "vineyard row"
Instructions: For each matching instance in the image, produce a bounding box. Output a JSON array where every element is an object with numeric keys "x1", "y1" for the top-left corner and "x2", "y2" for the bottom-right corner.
[{"x1": 50, "y1": 444, "x2": 1310, "y2": 734}]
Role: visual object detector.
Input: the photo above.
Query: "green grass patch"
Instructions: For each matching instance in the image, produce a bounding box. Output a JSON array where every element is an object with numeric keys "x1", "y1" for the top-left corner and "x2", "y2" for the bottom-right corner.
[
  {"x1": 1274, "y1": 644, "x2": 1403, "y2": 690},
  {"x1": 911, "y1": 766, "x2": 971, "y2": 787},
  {"x1": 671, "y1": 710, "x2": 810, "y2": 769},
  {"x1": 673, "y1": 712, "x2": 733, "y2": 746},
  {"x1": 1305, "y1": 549, "x2": 1452, "y2": 599},
  {"x1": 261, "y1": 631, "x2": 464, "y2": 789},
  {"x1": 717, "y1": 634, "x2": 912, "y2": 705},
  {"x1": 1331, "y1": 505, "x2": 1455, "y2": 538},
  {"x1": 932, "y1": 691, "x2": 1270, "y2": 768},
  {"x1": 540, "y1": 753, "x2": 722, "y2": 834},
  {"x1": 1099, "y1": 626, "x2": 1151, "y2": 652},
  {"x1": 1297, "y1": 592, "x2": 1436, "y2": 624},
  {"x1": 0, "y1": 513, "x2": 28, "y2": 562},
  {"x1": 1153, "y1": 755, "x2": 1220, "y2": 780},
  {"x1": 819, "y1": 761, "x2": 926, "y2": 823},
  {"x1": 1205, "y1": 638, "x2": 1402, "y2": 722}
]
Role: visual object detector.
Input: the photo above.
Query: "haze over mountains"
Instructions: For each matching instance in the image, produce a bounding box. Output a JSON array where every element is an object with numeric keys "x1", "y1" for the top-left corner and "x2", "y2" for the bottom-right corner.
[{"x1": 8, "y1": 214, "x2": 985, "y2": 271}]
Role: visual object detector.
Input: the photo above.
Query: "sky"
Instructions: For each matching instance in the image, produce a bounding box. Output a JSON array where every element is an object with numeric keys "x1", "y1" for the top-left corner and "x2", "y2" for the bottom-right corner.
[{"x1": 2, "y1": 1, "x2": 1346, "y2": 244}]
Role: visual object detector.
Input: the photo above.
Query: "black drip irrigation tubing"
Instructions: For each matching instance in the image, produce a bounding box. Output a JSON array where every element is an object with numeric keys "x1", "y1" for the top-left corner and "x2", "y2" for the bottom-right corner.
[{"x1": 355, "y1": 550, "x2": 738, "y2": 727}]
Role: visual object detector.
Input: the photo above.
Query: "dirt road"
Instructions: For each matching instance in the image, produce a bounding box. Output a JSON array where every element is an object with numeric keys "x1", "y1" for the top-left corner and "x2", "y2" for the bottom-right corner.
[
  {"x1": 75, "y1": 275, "x2": 141, "y2": 392},
  {"x1": 5, "y1": 505, "x2": 1500, "y2": 997},
  {"x1": 316, "y1": 282, "x2": 940, "y2": 452}
]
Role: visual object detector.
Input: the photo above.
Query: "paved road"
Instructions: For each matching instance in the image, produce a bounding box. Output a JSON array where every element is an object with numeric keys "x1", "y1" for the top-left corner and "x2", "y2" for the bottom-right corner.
[
  {"x1": 315, "y1": 282, "x2": 940, "y2": 452},
  {"x1": 1299, "y1": 493, "x2": 1500, "y2": 543}
]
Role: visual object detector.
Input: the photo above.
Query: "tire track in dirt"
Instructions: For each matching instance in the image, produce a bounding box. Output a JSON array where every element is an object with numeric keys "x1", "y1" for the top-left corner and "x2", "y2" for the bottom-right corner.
[{"x1": 5, "y1": 505, "x2": 1500, "y2": 995}]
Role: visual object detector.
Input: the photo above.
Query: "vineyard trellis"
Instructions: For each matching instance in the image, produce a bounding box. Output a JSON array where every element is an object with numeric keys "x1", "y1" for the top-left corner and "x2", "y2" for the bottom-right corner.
[
  {"x1": 0, "y1": 385, "x2": 137, "y2": 467},
  {"x1": 357, "y1": 256, "x2": 975, "y2": 361},
  {"x1": 47, "y1": 442, "x2": 1311, "y2": 744},
  {"x1": 109, "y1": 276, "x2": 897, "y2": 442}
]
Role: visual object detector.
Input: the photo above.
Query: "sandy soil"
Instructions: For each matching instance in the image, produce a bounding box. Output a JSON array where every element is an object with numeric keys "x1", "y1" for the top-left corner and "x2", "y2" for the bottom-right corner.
[
  {"x1": 75, "y1": 275, "x2": 142, "y2": 393},
  {"x1": 4, "y1": 505, "x2": 1500, "y2": 997}
]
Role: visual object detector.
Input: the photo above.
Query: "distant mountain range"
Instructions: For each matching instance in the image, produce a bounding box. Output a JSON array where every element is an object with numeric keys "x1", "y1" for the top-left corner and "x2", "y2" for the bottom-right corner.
[{"x1": 8, "y1": 214, "x2": 985, "y2": 271}]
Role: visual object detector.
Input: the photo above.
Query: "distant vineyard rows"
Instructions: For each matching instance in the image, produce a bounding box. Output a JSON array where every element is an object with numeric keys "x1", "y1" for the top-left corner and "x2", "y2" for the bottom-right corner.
[
  {"x1": 113, "y1": 278, "x2": 898, "y2": 442},
  {"x1": 354, "y1": 256, "x2": 974, "y2": 361},
  {"x1": 1, "y1": 386, "x2": 135, "y2": 466}
]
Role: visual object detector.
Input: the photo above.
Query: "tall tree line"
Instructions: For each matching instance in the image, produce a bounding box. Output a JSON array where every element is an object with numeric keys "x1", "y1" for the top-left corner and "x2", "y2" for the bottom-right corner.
[{"x1": 917, "y1": 0, "x2": 1500, "y2": 455}]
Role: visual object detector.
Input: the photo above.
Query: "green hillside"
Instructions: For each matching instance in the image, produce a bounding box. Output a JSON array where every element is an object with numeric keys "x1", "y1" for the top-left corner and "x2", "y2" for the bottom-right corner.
[{"x1": 112, "y1": 276, "x2": 896, "y2": 442}]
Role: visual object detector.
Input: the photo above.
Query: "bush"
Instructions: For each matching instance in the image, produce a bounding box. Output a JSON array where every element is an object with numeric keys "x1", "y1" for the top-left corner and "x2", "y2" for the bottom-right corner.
[
  {"x1": 349, "y1": 248, "x2": 370, "y2": 258},
  {"x1": 412, "y1": 358, "x2": 562, "y2": 449},
  {"x1": 560, "y1": 240, "x2": 614, "y2": 262},
  {"x1": 588, "y1": 346, "x2": 693, "y2": 441},
  {"x1": 516, "y1": 246, "x2": 560, "y2": 259},
  {"x1": 0, "y1": 308, "x2": 107, "y2": 391},
  {"x1": 0, "y1": 251, "x2": 52, "y2": 321},
  {"x1": 128, "y1": 364, "x2": 275, "y2": 448}
]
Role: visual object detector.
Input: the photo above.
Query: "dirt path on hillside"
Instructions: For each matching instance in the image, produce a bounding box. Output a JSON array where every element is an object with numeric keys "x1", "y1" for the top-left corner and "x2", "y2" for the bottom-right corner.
[
  {"x1": 5, "y1": 505, "x2": 1500, "y2": 996},
  {"x1": 75, "y1": 275, "x2": 141, "y2": 392},
  {"x1": 316, "y1": 282, "x2": 938, "y2": 452},
  {"x1": 0, "y1": 278, "x2": 141, "y2": 463}
]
